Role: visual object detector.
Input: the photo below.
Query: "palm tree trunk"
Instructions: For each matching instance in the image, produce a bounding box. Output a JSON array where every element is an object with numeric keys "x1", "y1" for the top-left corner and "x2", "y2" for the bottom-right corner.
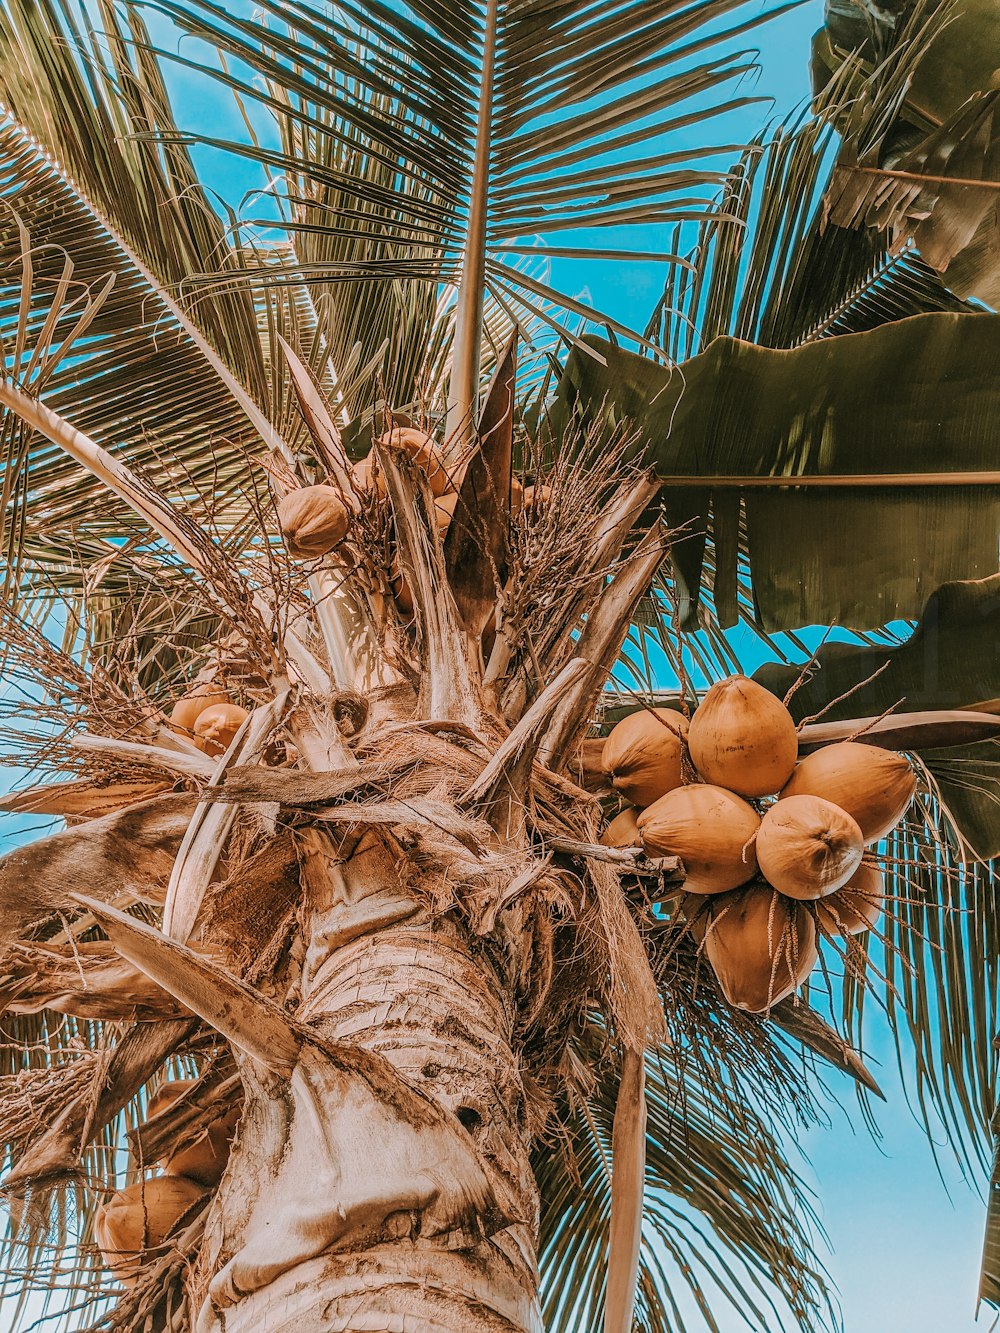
[{"x1": 190, "y1": 827, "x2": 543, "y2": 1332}]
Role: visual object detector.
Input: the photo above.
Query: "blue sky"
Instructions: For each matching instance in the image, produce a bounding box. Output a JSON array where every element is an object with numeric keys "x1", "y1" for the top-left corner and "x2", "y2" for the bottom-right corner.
[{"x1": 0, "y1": 2, "x2": 993, "y2": 1330}]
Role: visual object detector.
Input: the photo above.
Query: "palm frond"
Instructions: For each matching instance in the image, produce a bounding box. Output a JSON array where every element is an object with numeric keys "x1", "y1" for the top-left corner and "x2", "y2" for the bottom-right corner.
[
  {"x1": 0, "y1": 111, "x2": 287, "y2": 597},
  {"x1": 538, "y1": 1006, "x2": 837, "y2": 1333},
  {"x1": 0, "y1": 0, "x2": 267, "y2": 390},
  {"x1": 117, "y1": 0, "x2": 789, "y2": 425},
  {"x1": 815, "y1": 0, "x2": 1000, "y2": 307}
]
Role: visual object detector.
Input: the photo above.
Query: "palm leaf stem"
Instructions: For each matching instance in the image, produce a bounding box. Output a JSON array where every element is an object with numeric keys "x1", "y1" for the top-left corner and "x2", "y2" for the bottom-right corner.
[{"x1": 446, "y1": 0, "x2": 499, "y2": 448}]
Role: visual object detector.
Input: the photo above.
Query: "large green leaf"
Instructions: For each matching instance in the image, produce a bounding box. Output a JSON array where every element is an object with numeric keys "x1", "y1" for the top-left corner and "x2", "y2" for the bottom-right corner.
[
  {"x1": 814, "y1": 0, "x2": 1000, "y2": 307},
  {"x1": 554, "y1": 316, "x2": 1000, "y2": 631},
  {"x1": 751, "y1": 578, "x2": 1000, "y2": 1188},
  {"x1": 753, "y1": 574, "x2": 1000, "y2": 858}
]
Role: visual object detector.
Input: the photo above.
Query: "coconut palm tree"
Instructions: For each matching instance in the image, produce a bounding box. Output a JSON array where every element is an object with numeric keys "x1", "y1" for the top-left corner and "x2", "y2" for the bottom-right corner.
[{"x1": 0, "y1": 0, "x2": 998, "y2": 1330}]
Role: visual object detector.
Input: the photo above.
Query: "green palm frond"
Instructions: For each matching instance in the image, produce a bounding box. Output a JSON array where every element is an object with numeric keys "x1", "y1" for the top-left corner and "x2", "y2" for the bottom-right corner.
[
  {"x1": 0, "y1": 0, "x2": 268, "y2": 389},
  {"x1": 538, "y1": 1006, "x2": 837, "y2": 1333},
  {"x1": 0, "y1": 110, "x2": 287, "y2": 596},
  {"x1": 113, "y1": 0, "x2": 790, "y2": 430},
  {"x1": 644, "y1": 89, "x2": 978, "y2": 364},
  {"x1": 750, "y1": 576, "x2": 1000, "y2": 1176}
]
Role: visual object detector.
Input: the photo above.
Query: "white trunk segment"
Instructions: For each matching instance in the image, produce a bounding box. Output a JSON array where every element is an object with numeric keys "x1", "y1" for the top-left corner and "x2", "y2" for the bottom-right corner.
[{"x1": 191, "y1": 829, "x2": 543, "y2": 1332}]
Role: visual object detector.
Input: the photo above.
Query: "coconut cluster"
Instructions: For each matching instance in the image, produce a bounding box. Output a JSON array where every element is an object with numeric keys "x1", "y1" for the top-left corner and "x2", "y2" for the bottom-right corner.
[
  {"x1": 598, "y1": 676, "x2": 916, "y2": 1013},
  {"x1": 279, "y1": 425, "x2": 552, "y2": 618},
  {"x1": 95, "y1": 1080, "x2": 239, "y2": 1286},
  {"x1": 168, "y1": 687, "x2": 249, "y2": 756}
]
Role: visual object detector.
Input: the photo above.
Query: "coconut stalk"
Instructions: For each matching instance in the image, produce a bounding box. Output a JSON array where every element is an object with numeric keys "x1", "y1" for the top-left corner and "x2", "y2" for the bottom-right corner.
[{"x1": 605, "y1": 1048, "x2": 647, "y2": 1333}]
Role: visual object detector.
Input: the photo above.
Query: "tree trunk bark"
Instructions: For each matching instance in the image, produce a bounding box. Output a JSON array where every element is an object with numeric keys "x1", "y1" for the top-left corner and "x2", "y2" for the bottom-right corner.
[{"x1": 191, "y1": 827, "x2": 542, "y2": 1332}]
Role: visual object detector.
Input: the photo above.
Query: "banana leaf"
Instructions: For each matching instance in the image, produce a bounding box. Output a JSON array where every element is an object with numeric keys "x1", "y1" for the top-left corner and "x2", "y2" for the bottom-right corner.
[
  {"x1": 752, "y1": 575, "x2": 1000, "y2": 859},
  {"x1": 553, "y1": 318, "x2": 1000, "y2": 632},
  {"x1": 814, "y1": 0, "x2": 1000, "y2": 306}
]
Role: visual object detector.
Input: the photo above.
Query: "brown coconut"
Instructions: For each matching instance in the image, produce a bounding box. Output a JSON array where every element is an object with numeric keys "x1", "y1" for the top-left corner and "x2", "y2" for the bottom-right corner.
[
  {"x1": 688, "y1": 675, "x2": 798, "y2": 798},
  {"x1": 637, "y1": 784, "x2": 760, "y2": 894},
  {"x1": 704, "y1": 883, "x2": 818, "y2": 1012},
  {"x1": 756, "y1": 794, "x2": 864, "y2": 900},
  {"x1": 521, "y1": 483, "x2": 552, "y2": 513},
  {"x1": 278, "y1": 485, "x2": 350, "y2": 559},
  {"x1": 601, "y1": 708, "x2": 689, "y2": 808},
  {"x1": 352, "y1": 452, "x2": 377, "y2": 495},
  {"x1": 781, "y1": 741, "x2": 916, "y2": 843},
  {"x1": 193, "y1": 702, "x2": 249, "y2": 756},
  {"x1": 814, "y1": 861, "x2": 884, "y2": 937},
  {"x1": 146, "y1": 1080, "x2": 239, "y2": 1187},
  {"x1": 95, "y1": 1175, "x2": 207, "y2": 1285},
  {"x1": 376, "y1": 427, "x2": 454, "y2": 497},
  {"x1": 600, "y1": 807, "x2": 640, "y2": 849},
  {"x1": 169, "y1": 686, "x2": 228, "y2": 740}
]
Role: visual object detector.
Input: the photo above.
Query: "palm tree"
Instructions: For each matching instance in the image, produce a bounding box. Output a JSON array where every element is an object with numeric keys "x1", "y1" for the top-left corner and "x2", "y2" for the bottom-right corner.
[{"x1": 0, "y1": 1, "x2": 997, "y2": 1330}]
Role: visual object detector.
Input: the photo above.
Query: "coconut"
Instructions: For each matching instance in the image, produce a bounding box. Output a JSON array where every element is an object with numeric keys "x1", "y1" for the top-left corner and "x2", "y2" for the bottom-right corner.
[
  {"x1": 278, "y1": 485, "x2": 350, "y2": 559},
  {"x1": 688, "y1": 675, "x2": 798, "y2": 798},
  {"x1": 637, "y1": 784, "x2": 760, "y2": 894},
  {"x1": 704, "y1": 883, "x2": 818, "y2": 1012},
  {"x1": 814, "y1": 861, "x2": 884, "y2": 937},
  {"x1": 95, "y1": 1175, "x2": 207, "y2": 1285},
  {"x1": 193, "y1": 702, "x2": 249, "y2": 756},
  {"x1": 352, "y1": 452, "x2": 377, "y2": 494},
  {"x1": 600, "y1": 807, "x2": 640, "y2": 849},
  {"x1": 146, "y1": 1078, "x2": 197, "y2": 1128},
  {"x1": 601, "y1": 708, "x2": 688, "y2": 808},
  {"x1": 521, "y1": 483, "x2": 552, "y2": 513},
  {"x1": 376, "y1": 427, "x2": 454, "y2": 497},
  {"x1": 756, "y1": 794, "x2": 863, "y2": 900},
  {"x1": 146, "y1": 1080, "x2": 239, "y2": 1187},
  {"x1": 169, "y1": 687, "x2": 228, "y2": 739},
  {"x1": 780, "y1": 741, "x2": 916, "y2": 843}
]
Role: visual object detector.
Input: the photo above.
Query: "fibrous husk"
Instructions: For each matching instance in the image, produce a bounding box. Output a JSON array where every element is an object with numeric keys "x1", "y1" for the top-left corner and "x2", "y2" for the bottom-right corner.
[
  {"x1": 169, "y1": 687, "x2": 229, "y2": 739},
  {"x1": 392, "y1": 491, "x2": 460, "y2": 616},
  {"x1": 277, "y1": 484, "x2": 351, "y2": 558},
  {"x1": 637, "y1": 784, "x2": 759, "y2": 893},
  {"x1": 756, "y1": 794, "x2": 864, "y2": 900},
  {"x1": 600, "y1": 807, "x2": 640, "y2": 849},
  {"x1": 601, "y1": 708, "x2": 688, "y2": 808},
  {"x1": 781, "y1": 741, "x2": 916, "y2": 843},
  {"x1": 0, "y1": 940, "x2": 189, "y2": 1021},
  {"x1": 0, "y1": 778, "x2": 174, "y2": 820},
  {"x1": 568, "y1": 736, "x2": 609, "y2": 793},
  {"x1": 688, "y1": 675, "x2": 798, "y2": 798},
  {"x1": 95, "y1": 1175, "x2": 208, "y2": 1286},
  {"x1": 680, "y1": 891, "x2": 712, "y2": 945},
  {"x1": 814, "y1": 861, "x2": 885, "y2": 937},
  {"x1": 193, "y1": 703, "x2": 249, "y2": 756},
  {"x1": 146, "y1": 1080, "x2": 239, "y2": 1186},
  {"x1": 705, "y1": 883, "x2": 818, "y2": 1013}
]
